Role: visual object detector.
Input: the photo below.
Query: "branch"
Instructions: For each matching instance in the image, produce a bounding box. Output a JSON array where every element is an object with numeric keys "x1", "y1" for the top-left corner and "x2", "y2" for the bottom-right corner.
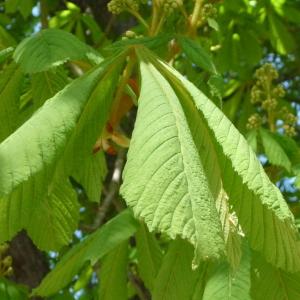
[
  {"x1": 128, "y1": 268, "x2": 151, "y2": 300},
  {"x1": 92, "y1": 149, "x2": 126, "y2": 228}
]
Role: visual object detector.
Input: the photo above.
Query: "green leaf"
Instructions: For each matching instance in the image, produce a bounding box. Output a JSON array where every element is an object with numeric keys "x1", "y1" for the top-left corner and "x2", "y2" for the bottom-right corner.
[
  {"x1": 0, "y1": 278, "x2": 28, "y2": 299},
  {"x1": 5, "y1": 0, "x2": 33, "y2": 18},
  {"x1": 203, "y1": 243, "x2": 251, "y2": 300},
  {"x1": 73, "y1": 264, "x2": 93, "y2": 292},
  {"x1": 136, "y1": 223, "x2": 163, "y2": 291},
  {"x1": 121, "y1": 58, "x2": 225, "y2": 267},
  {"x1": 0, "y1": 63, "x2": 24, "y2": 142},
  {"x1": 152, "y1": 239, "x2": 199, "y2": 300},
  {"x1": 13, "y1": 29, "x2": 100, "y2": 73},
  {"x1": 268, "y1": 13, "x2": 295, "y2": 55},
  {"x1": 0, "y1": 47, "x2": 14, "y2": 64},
  {"x1": 98, "y1": 240, "x2": 129, "y2": 300},
  {"x1": 0, "y1": 25, "x2": 17, "y2": 49},
  {"x1": 72, "y1": 151, "x2": 107, "y2": 203},
  {"x1": 150, "y1": 53, "x2": 300, "y2": 272},
  {"x1": 0, "y1": 55, "x2": 124, "y2": 250},
  {"x1": 272, "y1": 134, "x2": 300, "y2": 166},
  {"x1": 246, "y1": 130, "x2": 258, "y2": 153},
  {"x1": 81, "y1": 14, "x2": 104, "y2": 44},
  {"x1": 207, "y1": 18, "x2": 219, "y2": 31},
  {"x1": 177, "y1": 36, "x2": 217, "y2": 74},
  {"x1": 260, "y1": 128, "x2": 291, "y2": 171},
  {"x1": 251, "y1": 254, "x2": 300, "y2": 300},
  {"x1": 208, "y1": 74, "x2": 224, "y2": 106},
  {"x1": 31, "y1": 67, "x2": 69, "y2": 110},
  {"x1": 33, "y1": 210, "x2": 138, "y2": 297},
  {"x1": 223, "y1": 88, "x2": 243, "y2": 122},
  {"x1": 239, "y1": 30, "x2": 262, "y2": 66}
]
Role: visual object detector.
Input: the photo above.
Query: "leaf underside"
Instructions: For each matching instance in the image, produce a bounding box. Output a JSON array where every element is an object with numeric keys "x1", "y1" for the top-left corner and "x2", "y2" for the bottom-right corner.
[{"x1": 122, "y1": 49, "x2": 300, "y2": 272}]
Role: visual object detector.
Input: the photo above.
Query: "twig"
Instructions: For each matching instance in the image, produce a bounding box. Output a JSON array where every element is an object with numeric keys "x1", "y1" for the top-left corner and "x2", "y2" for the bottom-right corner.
[
  {"x1": 127, "y1": 8, "x2": 149, "y2": 30},
  {"x1": 128, "y1": 269, "x2": 150, "y2": 300},
  {"x1": 92, "y1": 149, "x2": 126, "y2": 228},
  {"x1": 40, "y1": 0, "x2": 48, "y2": 29}
]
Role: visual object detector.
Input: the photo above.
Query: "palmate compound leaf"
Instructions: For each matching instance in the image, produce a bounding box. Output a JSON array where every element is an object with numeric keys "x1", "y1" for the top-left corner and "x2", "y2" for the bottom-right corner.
[
  {"x1": 145, "y1": 52, "x2": 300, "y2": 272},
  {"x1": 122, "y1": 48, "x2": 300, "y2": 272},
  {"x1": 121, "y1": 55, "x2": 226, "y2": 267},
  {"x1": 33, "y1": 210, "x2": 138, "y2": 297},
  {"x1": 13, "y1": 29, "x2": 101, "y2": 74},
  {"x1": 0, "y1": 54, "x2": 125, "y2": 250}
]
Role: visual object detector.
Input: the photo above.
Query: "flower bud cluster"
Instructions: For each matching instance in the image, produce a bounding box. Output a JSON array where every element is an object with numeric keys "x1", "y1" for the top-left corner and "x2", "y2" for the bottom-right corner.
[
  {"x1": 283, "y1": 124, "x2": 296, "y2": 137},
  {"x1": 246, "y1": 113, "x2": 262, "y2": 130},
  {"x1": 261, "y1": 98, "x2": 278, "y2": 111},
  {"x1": 255, "y1": 63, "x2": 278, "y2": 82},
  {"x1": 107, "y1": 0, "x2": 139, "y2": 15},
  {"x1": 198, "y1": 3, "x2": 217, "y2": 24},
  {"x1": 280, "y1": 107, "x2": 297, "y2": 137},
  {"x1": 159, "y1": 0, "x2": 182, "y2": 15},
  {"x1": 202, "y1": 3, "x2": 217, "y2": 18},
  {"x1": 0, "y1": 243, "x2": 13, "y2": 277},
  {"x1": 250, "y1": 64, "x2": 281, "y2": 112},
  {"x1": 248, "y1": 64, "x2": 297, "y2": 136}
]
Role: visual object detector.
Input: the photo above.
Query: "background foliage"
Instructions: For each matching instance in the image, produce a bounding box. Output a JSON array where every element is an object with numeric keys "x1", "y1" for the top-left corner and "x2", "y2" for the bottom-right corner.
[{"x1": 0, "y1": 0, "x2": 300, "y2": 299}]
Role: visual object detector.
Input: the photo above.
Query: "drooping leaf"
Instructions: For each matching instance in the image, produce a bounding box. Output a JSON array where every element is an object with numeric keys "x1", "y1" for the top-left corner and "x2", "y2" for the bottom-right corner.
[
  {"x1": 152, "y1": 239, "x2": 199, "y2": 300},
  {"x1": 251, "y1": 254, "x2": 300, "y2": 300},
  {"x1": 276, "y1": 4, "x2": 300, "y2": 25},
  {"x1": 81, "y1": 14, "x2": 104, "y2": 44},
  {"x1": 0, "y1": 25, "x2": 16, "y2": 49},
  {"x1": 0, "y1": 63, "x2": 24, "y2": 142},
  {"x1": 203, "y1": 243, "x2": 251, "y2": 300},
  {"x1": 0, "y1": 278, "x2": 28, "y2": 299},
  {"x1": 72, "y1": 150, "x2": 107, "y2": 203},
  {"x1": 98, "y1": 240, "x2": 129, "y2": 300},
  {"x1": 31, "y1": 67, "x2": 69, "y2": 109},
  {"x1": 272, "y1": 134, "x2": 300, "y2": 166},
  {"x1": 13, "y1": 29, "x2": 100, "y2": 73},
  {"x1": 121, "y1": 58, "x2": 225, "y2": 267},
  {"x1": 73, "y1": 264, "x2": 93, "y2": 292},
  {"x1": 136, "y1": 223, "x2": 163, "y2": 291},
  {"x1": 239, "y1": 30, "x2": 262, "y2": 66},
  {"x1": 268, "y1": 12, "x2": 295, "y2": 55},
  {"x1": 246, "y1": 130, "x2": 258, "y2": 153},
  {"x1": 223, "y1": 88, "x2": 243, "y2": 122},
  {"x1": 178, "y1": 36, "x2": 217, "y2": 74},
  {"x1": 0, "y1": 46, "x2": 14, "y2": 64},
  {"x1": 260, "y1": 128, "x2": 291, "y2": 172},
  {"x1": 0, "y1": 54, "x2": 124, "y2": 250},
  {"x1": 147, "y1": 51, "x2": 300, "y2": 272},
  {"x1": 33, "y1": 210, "x2": 138, "y2": 297},
  {"x1": 208, "y1": 74, "x2": 224, "y2": 106},
  {"x1": 5, "y1": 0, "x2": 33, "y2": 18}
]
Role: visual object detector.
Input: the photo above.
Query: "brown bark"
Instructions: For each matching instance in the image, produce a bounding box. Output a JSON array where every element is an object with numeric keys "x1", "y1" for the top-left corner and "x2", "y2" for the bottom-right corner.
[{"x1": 8, "y1": 231, "x2": 49, "y2": 299}]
